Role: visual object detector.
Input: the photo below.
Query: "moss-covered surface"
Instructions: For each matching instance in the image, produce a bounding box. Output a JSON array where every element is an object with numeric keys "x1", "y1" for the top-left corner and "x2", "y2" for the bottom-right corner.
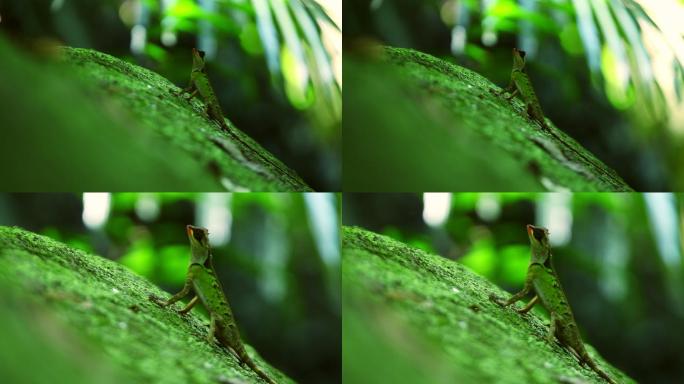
[
  {"x1": 0, "y1": 36, "x2": 309, "y2": 191},
  {"x1": 342, "y1": 226, "x2": 633, "y2": 384},
  {"x1": 344, "y1": 47, "x2": 633, "y2": 192},
  {"x1": 0, "y1": 226, "x2": 292, "y2": 384}
]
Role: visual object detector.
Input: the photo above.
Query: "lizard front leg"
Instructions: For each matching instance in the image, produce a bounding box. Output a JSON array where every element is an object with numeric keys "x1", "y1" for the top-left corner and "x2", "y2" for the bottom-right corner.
[
  {"x1": 547, "y1": 311, "x2": 558, "y2": 344},
  {"x1": 514, "y1": 295, "x2": 538, "y2": 314},
  {"x1": 149, "y1": 270, "x2": 194, "y2": 307},
  {"x1": 504, "y1": 88, "x2": 519, "y2": 100},
  {"x1": 175, "y1": 78, "x2": 199, "y2": 100},
  {"x1": 178, "y1": 295, "x2": 199, "y2": 315},
  {"x1": 492, "y1": 80, "x2": 516, "y2": 97},
  {"x1": 490, "y1": 270, "x2": 535, "y2": 307},
  {"x1": 207, "y1": 316, "x2": 218, "y2": 344}
]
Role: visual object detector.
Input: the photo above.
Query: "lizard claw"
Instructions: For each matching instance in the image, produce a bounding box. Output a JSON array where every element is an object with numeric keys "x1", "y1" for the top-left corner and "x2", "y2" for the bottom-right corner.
[
  {"x1": 489, "y1": 293, "x2": 504, "y2": 306},
  {"x1": 148, "y1": 294, "x2": 165, "y2": 306}
]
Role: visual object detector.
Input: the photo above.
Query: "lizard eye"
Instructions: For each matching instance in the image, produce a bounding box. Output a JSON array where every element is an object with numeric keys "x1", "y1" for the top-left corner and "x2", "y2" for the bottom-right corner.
[
  {"x1": 193, "y1": 229, "x2": 204, "y2": 242},
  {"x1": 198, "y1": 50, "x2": 206, "y2": 59},
  {"x1": 518, "y1": 50, "x2": 526, "y2": 59},
  {"x1": 533, "y1": 227, "x2": 545, "y2": 241}
]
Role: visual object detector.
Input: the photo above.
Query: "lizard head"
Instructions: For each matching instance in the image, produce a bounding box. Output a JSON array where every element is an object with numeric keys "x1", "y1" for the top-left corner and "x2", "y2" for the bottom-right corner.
[
  {"x1": 512, "y1": 48, "x2": 526, "y2": 70},
  {"x1": 526, "y1": 224, "x2": 552, "y2": 266},
  {"x1": 191, "y1": 48, "x2": 206, "y2": 72},
  {"x1": 186, "y1": 225, "x2": 211, "y2": 265}
]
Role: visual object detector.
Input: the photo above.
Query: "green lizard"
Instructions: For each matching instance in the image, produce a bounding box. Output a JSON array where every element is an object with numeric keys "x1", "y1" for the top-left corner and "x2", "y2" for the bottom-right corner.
[
  {"x1": 150, "y1": 225, "x2": 276, "y2": 384},
  {"x1": 496, "y1": 48, "x2": 626, "y2": 186},
  {"x1": 489, "y1": 225, "x2": 617, "y2": 384},
  {"x1": 178, "y1": 48, "x2": 303, "y2": 189},
  {"x1": 497, "y1": 48, "x2": 549, "y2": 130}
]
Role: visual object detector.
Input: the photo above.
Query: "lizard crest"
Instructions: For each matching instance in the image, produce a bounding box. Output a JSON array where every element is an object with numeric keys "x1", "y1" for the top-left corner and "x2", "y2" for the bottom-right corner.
[
  {"x1": 186, "y1": 225, "x2": 211, "y2": 265},
  {"x1": 526, "y1": 224, "x2": 551, "y2": 266},
  {"x1": 191, "y1": 48, "x2": 206, "y2": 73},
  {"x1": 512, "y1": 48, "x2": 526, "y2": 72}
]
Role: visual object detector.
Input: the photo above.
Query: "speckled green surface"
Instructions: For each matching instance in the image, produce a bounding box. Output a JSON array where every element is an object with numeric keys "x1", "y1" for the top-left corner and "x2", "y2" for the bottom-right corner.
[
  {"x1": 58, "y1": 47, "x2": 310, "y2": 192},
  {"x1": 0, "y1": 226, "x2": 292, "y2": 384},
  {"x1": 344, "y1": 47, "x2": 633, "y2": 192},
  {"x1": 342, "y1": 226, "x2": 633, "y2": 384}
]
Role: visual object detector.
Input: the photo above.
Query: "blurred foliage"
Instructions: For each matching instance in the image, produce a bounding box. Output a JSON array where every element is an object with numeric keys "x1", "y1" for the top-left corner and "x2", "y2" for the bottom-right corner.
[
  {"x1": 345, "y1": 0, "x2": 684, "y2": 190},
  {"x1": 129, "y1": 0, "x2": 341, "y2": 123},
  {"x1": 0, "y1": 192, "x2": 341, "y2": 384},
  {"x1": 1, "y1": 0, "x2": 340, "y2": 190},
  {"x1": 343, "y1": 192, "x2": 684, "y2": 383}
]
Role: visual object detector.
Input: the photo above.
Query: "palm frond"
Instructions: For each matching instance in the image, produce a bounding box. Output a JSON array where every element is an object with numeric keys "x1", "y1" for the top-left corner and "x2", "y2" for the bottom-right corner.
[{"x1": 149, "y1": 0, "x2": 340, "y2": 122}]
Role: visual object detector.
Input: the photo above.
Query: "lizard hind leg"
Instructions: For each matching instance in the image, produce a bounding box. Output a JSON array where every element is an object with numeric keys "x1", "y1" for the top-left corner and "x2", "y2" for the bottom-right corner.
[
  {"x1": 207, "y1": 317, "x2": 218, "y2": 344},
  {"x1": 547, "y1": 312, "x2": 559, "y2": 344},
  {"x1": 178, "y1": 295, "x2": 199, "y2": 315},
  {"x1": 515, "y1": 295, "x2": 538, "y2": 314},
  {"x1": 504, "y1": 88, "x2": 519, "y2": 100},
  {"x1": 567, "y1": 345, "x2": 585, "y2": 366}
]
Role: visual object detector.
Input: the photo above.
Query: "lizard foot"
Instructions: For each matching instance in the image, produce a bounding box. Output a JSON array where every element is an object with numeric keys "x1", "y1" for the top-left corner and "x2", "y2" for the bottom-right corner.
[
  {"x1": 148, "y1": 294, "x2": 167, "y2": 307},
  {"x1": 489, "y1": 293, "x2": 505, "y2": 306}
]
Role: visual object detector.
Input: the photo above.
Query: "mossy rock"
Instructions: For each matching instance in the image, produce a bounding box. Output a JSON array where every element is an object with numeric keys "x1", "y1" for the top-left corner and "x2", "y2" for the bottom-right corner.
[
  {"x1": 343, "y1": 46, "x2": 633, "y2": 192},
  {"x1": 0, "y1": 36, "x2": 310, "y2": 191},
  {"x1": 0, "y1": 226, "x2": 291, "y2": 384},
  {"x1": 342, "y1": 226, "x2": 633, "y2": 384}
]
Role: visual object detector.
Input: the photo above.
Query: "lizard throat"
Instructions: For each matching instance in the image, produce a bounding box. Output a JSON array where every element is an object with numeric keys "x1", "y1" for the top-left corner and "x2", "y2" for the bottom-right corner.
[{"x1": 190, "y1": 245, "x2": 209, "y2": 264}]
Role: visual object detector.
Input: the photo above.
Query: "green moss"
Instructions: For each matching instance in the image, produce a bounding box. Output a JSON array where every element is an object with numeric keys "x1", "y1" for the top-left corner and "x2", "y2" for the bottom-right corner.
[
  {"x1": 0, "y1": 226, "x2": 292, "y2": 384},
  {"x1": 59, "y1": 47, "x2": 310, "y2": 192},
  {"x1": 344, "y1": 47, "x2": 632, "y2": 191},
  {"x1": 342, "y1": 226, "x2": 633, "y2": 384},
  {"x1": 0, "y1": 34, "x2": 309, "y2": 191}
]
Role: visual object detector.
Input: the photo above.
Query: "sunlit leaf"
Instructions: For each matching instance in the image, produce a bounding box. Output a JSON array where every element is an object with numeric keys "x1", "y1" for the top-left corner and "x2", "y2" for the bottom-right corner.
[
  {"x1": 407, "y1": 238, "x2": 434, "y2": 254},
  {"x1": 460, "y1": 238, "x2": 495, "y2": 277},
  {"x1": 271, "y1": 0, "x2": 309, "y2": 91},
  {"x1": 67, "y1": 238, "x2": 93, "y2": 253},
  {"x1": 572, "y1": 0, "x2": 601, "y2": 72},
  {"x1": 302, "y1": 0, "x2": 340, "y2": 31},
  {"x1": 499, "y1": 244, "x2": 529, "y2": 285},
  {"x1": 167, "y1": 0, "x2": 203, "y2": 18},
  {"x1": 591, "y1": 0, "x2": 629, "y2": 91},
  {"x1": 559, "y1": 23, "x2": 583, "y2": 55},
  {"x1": 601, "y1": 46, "x2": 634, "y2": 109},
  {"x1": 119, "y1": 239, "x2": 154, "y2": 277},
  {"x1": 611, "y1": 0, "x2": 653, "y2": 84},
  {"x1": 252, "y1": 0, "x2": 281, "y2": 76},
  {"x1": 240, "y1": 22, "x2": 263, "y2": 55},
  {"x1": 675, "y1": 61, "x2": 684, "y2": 101},
  {"x1": 144, "y1": 43, "x2": 168, "y2": 62},
  {"x1": 464, "y1": 43, "x2": 488, "y2": 64},
  {"x1": 451, "y1": 193, "x2": 480, "y2": 211},
  {"x1": 281, "y1": 46, "x2": 314, "y2": 109},
  {"x1": 290, "y1": 0, "x2": 333, "y2": 85},
  {"x1": 158, "y1": 245, "x2": 190, "y2": 284}
]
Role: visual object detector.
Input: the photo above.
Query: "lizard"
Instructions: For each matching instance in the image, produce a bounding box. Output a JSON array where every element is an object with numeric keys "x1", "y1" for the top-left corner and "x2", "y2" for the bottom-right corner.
[
  {"x1": 149, "y1": 225, "x2": 276, "y2": 384},
  {"x1": 494, "y1": 48, "x2": 621, "y2": 184},
  {"x1": 177, "y1": 48, "x2": 303, "y2": 189},
  {"x1": 489, "y1": 224, "x2": 617, "y2": 384}
]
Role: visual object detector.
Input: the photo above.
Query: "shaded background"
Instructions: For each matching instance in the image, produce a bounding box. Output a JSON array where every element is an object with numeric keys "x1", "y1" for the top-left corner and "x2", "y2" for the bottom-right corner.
[
  {"x1": 0, "y1": 0, "x2": 340, "y2": 190},
  {"x1": 344, "y1": 192, "x2": 684, "y2": 383},
  {"x1": 0, "y1": 192, "x2": 341, "y2": 384},
  {"x1": 344, "y1": 0, "x2": 684, "y2": 191}
]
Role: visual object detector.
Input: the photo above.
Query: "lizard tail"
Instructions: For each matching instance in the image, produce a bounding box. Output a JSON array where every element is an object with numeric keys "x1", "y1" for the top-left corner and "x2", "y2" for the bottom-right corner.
[
  {"x1": 579, "y1": 349, "x2": 617, "y2": 384},
  {"x1": 236, "y1": 345, "x2": 277, "y2": 384}
]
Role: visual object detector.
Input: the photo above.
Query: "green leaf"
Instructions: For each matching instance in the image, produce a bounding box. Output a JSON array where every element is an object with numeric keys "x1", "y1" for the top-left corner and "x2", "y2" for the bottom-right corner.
[{"x1": 252, "y1": 0, "x2": 281, "y2": 76}]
